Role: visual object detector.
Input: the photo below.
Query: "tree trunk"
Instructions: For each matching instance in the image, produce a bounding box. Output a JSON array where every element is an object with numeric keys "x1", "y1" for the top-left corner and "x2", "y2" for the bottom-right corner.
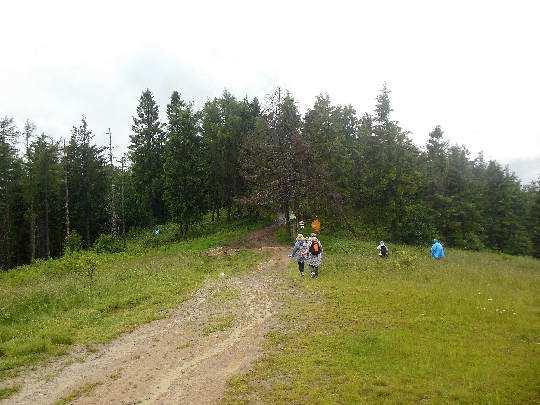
[
  {"x1": 85, "y1": 213, "x2": 90, "y2": 248},
  {"x1": 30, "y1": 205, "x2": 36, "y2": 262},
  {"x1": 108, "y1": 129, "x2": 118, "y2": 235},
  {"x1": 44, "y1": 180, "x2": 50, "y2": 259},
  {"x1": 120, "y1": 155, "x2": 126, "y2": 237},
  {"x1": 284, "y1": 203, "x2": 291, "y2": 239},
  {"x1": 64, "y1": 172, "x2": 70, "y2": 241},
  {"x1": 63, "y1": 139, "x2": 70, "y2": 245},
  {"x1": 0, "y1": 208, "x2": 10, "y2": 269}
]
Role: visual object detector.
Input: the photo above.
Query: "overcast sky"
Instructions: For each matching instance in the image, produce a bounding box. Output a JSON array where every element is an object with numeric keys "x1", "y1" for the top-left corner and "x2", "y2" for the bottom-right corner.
[{"x1": 1, "y1": 0, "x2": 539, "y2": 182}]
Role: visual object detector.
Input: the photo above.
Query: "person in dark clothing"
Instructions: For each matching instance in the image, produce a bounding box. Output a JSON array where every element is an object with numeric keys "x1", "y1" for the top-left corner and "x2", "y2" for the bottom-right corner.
[{"x1": 377, "y1": 241, "x2": 389, "y2": 258}]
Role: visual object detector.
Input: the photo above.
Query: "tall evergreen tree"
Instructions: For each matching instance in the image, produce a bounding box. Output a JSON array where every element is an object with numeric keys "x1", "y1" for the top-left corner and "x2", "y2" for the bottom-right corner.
[
  {"x1": 26, "y1": 133, "x2": 64, "y2": 258},
  {"x1": 526, "y1": 179, "x2": 540, "y2": 257},
  {"x1": 303, "y1": 94, "x2": 356, "y2": 217},
  {"x1": 241, "y1": 89, "x2": 304, "y2": 234},
  {"x1": 483, "y1": 162, "x2": 530, "y2": 254},
  {"x1": 201, "y1": 91, "x2": 260, "y2": 220},
  {"x1": 201, "y1": 98, "x2": 226, "y2": 219},
  {"x1": 64, "y1": 117, "x2": 108, "y2": 247},
  {"x1": 163, "y1": 91, "x2": 206, "y2": 232},
  {"x1": 356, "y1": 85, "x2": 425, "y2": 241},
  {"x1": 22, "y1": 120, "x2": 38, "y2": 262},
  {"x1": 0, "y1": 117, "x2": 26, "y2": 269},
  {"x1": 129, "y1": 89, "x2": 167, "y2": 225}
]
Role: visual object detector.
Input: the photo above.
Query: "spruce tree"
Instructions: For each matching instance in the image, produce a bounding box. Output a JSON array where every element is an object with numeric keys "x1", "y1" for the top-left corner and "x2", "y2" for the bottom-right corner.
[
  {"x1": 0, "y1": 117, "x2": 25, "y2": 269},
  {"x1": 129, "y1": 89, "x2": 166, "y2": 225},
  {"x1": 201, "y1": 98, "x2": 226, "y2": 220},
  {"x1": 163, "y1": 91, "x2": 206, "y2": 232},
  {"x1": 303, "y1": 94, "x2": 356, "y2": 217},
  {"x1": 65, "y1": 116, "x2": 108, "y2": 247},
  {"x1": 26, "y1": 134, "x2": 64, "y2": 258},
  {"x1": 528, "y1": 180, "x2": 540, "y2": 257}
]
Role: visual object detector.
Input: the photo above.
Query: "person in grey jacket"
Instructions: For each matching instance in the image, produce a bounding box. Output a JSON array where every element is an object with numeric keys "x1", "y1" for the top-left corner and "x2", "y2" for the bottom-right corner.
[
  {"x1": 306, "y1": 233, "x2": 323, "y2": 278},
  {"x1": 289, "y1": 234, "x2": 308, "y2": 276}
]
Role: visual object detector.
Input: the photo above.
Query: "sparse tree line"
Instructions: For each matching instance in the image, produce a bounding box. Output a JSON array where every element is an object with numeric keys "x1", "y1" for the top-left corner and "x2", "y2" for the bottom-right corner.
[{"x1": 1, "y1": 85, "x2": 539, "y2": 269}]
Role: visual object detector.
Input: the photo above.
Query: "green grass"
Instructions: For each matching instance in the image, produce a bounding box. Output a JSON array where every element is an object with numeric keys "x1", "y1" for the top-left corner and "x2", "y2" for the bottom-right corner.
[
  {"x1": 54, "y1": 382, "x2": 102, "y2": 405},
  {"x1": 0, "y1": 385, "x2": 20, "y2": 400},
  {"x1": 203, "y1": 315, "x2": 236, "y2": 336},
  {"x1": 0, "y1": 221, "x2": 265, "y2": 381},
  {"x1": 212, "y1": 287, "x2": 241, "y2": 302},
  {"x1": 224, "y1": 237, "x2": 540, "y2": 404}
]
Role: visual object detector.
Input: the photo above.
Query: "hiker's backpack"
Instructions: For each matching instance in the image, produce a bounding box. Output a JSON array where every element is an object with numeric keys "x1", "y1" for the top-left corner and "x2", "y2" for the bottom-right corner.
[
  {"x1": 380, "y1": 245, "x2": 388, "y2": 256},
  {"x1": 310, "y1": 241, "x2": 321, "y2": 255}
]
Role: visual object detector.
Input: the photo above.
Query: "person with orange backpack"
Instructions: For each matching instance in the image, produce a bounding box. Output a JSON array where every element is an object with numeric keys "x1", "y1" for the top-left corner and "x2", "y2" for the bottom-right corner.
[{"x1": 306, "y1": 233, "x2": 323, "y2": 278}]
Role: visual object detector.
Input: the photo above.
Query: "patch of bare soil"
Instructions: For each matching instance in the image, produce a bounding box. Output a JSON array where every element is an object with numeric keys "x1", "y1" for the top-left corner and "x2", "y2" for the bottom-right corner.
[
  {"x1": 2, "y1": 234, "x2": 290, "y2": 404},
  {"x1": 228, "y1": 222, "x2": 284, "y2": 250}
]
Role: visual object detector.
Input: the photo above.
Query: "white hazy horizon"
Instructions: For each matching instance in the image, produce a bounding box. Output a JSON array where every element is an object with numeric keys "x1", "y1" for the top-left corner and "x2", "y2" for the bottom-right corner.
[{"x1": 1, "y1": 0, "x2": 539, "y2": 183}]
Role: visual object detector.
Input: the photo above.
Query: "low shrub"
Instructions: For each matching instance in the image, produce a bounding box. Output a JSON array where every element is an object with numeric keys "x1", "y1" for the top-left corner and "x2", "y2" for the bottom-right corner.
[
  {"x1": 463, "y1": 232, "x2": 485, "y2": 251},
  {"x1": 155, "y1": 223, "x2": 183, "y2": 243},
  {"x1": 93, "y1": 234, "x2": 125, "y2": 254},
  {"x1": 64, "y1": 231, "x2": 82, "y2": 253},
  {"x1": 275, "y1": 226, "x2": 293, "y2": 244},
  {"x1": 56, "y1": 252, "x2": 98, "y2": 278}
]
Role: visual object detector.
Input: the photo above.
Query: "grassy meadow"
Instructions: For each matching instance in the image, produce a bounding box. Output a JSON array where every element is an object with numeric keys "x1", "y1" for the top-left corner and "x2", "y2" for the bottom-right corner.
[
  {"x1": 1, "y1": 219, "x2": 538, "y2": 404},
  {"x1": 0, "y1": 221, "x2": 266, "y2": 385},
  {"x1": 225, "y1": 236, "x2": 540, "y2": 404}
]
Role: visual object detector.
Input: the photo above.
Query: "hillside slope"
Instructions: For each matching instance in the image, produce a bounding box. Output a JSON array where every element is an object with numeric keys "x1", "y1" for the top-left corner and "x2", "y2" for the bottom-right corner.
[
  {"x1": 225, "y1": 237, "x2": 540, "y2": 404},
  {"x1": 1, "y1": 230, "x2": 538, "y2": 404}
]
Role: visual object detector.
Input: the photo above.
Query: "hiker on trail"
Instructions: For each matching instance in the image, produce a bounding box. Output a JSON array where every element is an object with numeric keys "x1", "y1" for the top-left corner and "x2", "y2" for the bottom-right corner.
[
  {"x1": 311, "y1": 216, "x2": 321, "y2": 235},
  {"x1": 306, "y1": 233, "x2": 323, "y2": 278},
  {"x1": 288, "y1": 234, "x2": 308, "y2": 276},
  {"x1": 377, "y1": 241, "x2": 389, "y2": 258},
  {"x1": 431, "y1": 239, "x2": 445, "y2": 259}
]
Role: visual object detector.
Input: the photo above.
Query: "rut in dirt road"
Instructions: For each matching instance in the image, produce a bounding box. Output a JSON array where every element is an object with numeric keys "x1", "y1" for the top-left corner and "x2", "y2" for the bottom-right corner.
[{"x1": 4, "y1": 246, "x2": 290, "y2": 405}]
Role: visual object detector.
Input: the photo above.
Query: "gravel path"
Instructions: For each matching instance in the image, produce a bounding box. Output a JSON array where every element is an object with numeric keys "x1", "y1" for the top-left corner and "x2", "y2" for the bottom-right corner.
[{"x1": 3, "y1": 228, "x2": 290, "y2": 405}]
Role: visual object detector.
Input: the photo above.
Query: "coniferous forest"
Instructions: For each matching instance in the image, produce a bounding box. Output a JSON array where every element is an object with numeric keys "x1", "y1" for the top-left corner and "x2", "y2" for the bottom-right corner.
[{"x1": 1, "y1": 85, "x2": 539, "y2": 270}]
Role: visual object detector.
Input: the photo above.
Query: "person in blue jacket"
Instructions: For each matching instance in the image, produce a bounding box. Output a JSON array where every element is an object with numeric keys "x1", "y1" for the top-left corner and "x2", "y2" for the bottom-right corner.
[{"x1": 431, "y1": 239, "x2": 445, "y2": 259}]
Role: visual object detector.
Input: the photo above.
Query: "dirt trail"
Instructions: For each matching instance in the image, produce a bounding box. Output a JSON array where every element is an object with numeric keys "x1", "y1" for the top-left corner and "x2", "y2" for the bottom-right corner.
[{"x1": 4, "y1": 228, "x2": 289, "y2": 405}]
